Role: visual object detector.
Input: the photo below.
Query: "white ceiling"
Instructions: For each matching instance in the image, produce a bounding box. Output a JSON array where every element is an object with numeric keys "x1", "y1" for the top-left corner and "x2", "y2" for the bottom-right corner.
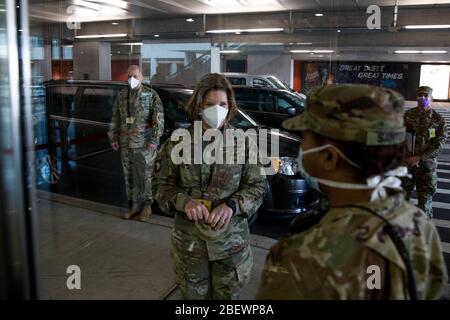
[{"x1": 29, "y1": 0, "x2": 450, "y2": 22}]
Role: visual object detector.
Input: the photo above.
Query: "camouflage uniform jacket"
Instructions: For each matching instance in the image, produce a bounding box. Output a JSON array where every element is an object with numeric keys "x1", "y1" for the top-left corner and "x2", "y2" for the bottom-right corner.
[
  {"x1": 154, "y1": 124, "x2": 267, "y2": 261},
  {"x1": 109, "y1": 85, "x2": 164, "y2": 148},
  {"x1": 404, "y1": 107, "x2": 447, "y2": 166},
  {"x1": 257, "y1": 193, "x2": 448, "y2": 299}
]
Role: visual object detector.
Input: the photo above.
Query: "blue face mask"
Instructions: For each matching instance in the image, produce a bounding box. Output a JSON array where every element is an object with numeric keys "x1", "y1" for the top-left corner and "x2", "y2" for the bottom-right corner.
[{"x1": 296, "y1": 144, "x2": 408, "y2": 202}]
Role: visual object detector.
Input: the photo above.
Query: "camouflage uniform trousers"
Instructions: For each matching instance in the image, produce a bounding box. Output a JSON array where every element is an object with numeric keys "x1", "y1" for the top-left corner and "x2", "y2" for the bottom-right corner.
[
  {"x1": 171, "y1": 243, "x2": 253, "y2": 300},
  {"x1": 120, "y1": 147, "x2": 157, "y2": 203},
  {"x1": 403, "y1": 161, "x2": 437, "y2": 219}
]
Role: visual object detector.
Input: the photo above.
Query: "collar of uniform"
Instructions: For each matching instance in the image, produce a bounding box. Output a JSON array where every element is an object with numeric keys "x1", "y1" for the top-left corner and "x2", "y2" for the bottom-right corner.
[
  {"x1": 321, "y1": 191, "x2": 405, "y2": 224},
  {"x1": 415, "y1": 106, "x2": 433, "y2": 118},
  {"x1": 130, "y1": 85, "x2": 143, "y2": 95}
]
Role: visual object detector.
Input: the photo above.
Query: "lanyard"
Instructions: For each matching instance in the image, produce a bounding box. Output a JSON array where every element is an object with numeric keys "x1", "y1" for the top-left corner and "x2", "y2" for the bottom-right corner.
[
  {"x1": 199, "y1": 164, "x2": 215, "y2": 198},
  {"x1": 127, "y1": 88, "x2": 132, "y2": 118}
]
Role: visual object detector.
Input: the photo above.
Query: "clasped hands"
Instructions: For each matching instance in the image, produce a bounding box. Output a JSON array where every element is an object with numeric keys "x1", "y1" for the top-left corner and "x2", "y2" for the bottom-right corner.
[{"x1": 183, "y1": 199, "x2": 233, "y2": 230}]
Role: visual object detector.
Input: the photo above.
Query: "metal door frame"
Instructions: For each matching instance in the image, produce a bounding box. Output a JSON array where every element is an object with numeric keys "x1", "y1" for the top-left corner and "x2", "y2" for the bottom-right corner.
[{"x1": 0, "y1": 0, "x2": 39, "y2": 299}]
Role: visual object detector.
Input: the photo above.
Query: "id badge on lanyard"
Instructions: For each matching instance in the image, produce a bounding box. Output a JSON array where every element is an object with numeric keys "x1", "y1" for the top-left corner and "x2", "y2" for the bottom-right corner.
[{"x1": 198, "y1": 164, "x2": 214, "y2": 212}]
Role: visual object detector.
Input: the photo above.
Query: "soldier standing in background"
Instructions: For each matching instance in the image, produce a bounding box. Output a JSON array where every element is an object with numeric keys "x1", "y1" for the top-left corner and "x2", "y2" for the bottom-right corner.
[
  {"x1": 257, "y1": 85, "x2": 447, "y2": 299},
  {"x1": 153, "y1": 73, "x2": 267, "y2": 299},
  {"x1": 109, "y1": 65, "x2": 164, "y2": 221},
  {"x1": 403, "y1": 86, "x2": 448, "y2": 218}
]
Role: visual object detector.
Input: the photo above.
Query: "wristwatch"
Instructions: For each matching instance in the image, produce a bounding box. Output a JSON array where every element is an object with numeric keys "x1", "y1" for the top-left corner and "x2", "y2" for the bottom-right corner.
[{"x1": 226, "y1": 199, "x2": 237, "y2": 216}]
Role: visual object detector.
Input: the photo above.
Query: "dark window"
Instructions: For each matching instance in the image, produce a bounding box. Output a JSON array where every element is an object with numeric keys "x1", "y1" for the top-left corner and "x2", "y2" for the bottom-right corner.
[
  {"x1": 79, "y1": 88, "x2": 118, "y2": 123},
  {"x1": 260, "y1": 92, "x2": 276, "y2": 112},
  {"x1": 277, "y1": 96, "x2": 294, "y2": 114},
  {"x1": 253, "y1": 78, "x2": 271, "y2": 87},
  {"x1": 226, "y1": 60, "x2": 247, "y2": 73},
  {"x1": 230, "y1": 111, "x2": 257, "y2": 129},
  {"x1": 228, "y1": 77, "x2": 246, "y2": 85},
  {"x1": 47, "y1": 85, "x2": 77, "y2": 117},
  {"x1": 166, "y1": 94, "x2": 190, "y2": 123},
  {"x1": 234, "y1": 88, "x2": 259, "y2": 111}
]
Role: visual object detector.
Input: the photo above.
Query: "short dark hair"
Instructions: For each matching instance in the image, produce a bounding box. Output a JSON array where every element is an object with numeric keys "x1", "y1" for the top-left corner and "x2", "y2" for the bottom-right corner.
[
  {"x1": 310, "y1": 131, "x2": 407, "y2": 180},
  {"x1": 186, "y1": 73, "x2": 237, "y2": 122}
]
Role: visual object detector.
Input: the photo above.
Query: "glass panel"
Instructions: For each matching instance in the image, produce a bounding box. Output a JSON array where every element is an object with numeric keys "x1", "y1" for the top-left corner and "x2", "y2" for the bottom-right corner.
[
  {"x1": 276, "y1": 97, "x2": 293, "y2": 113},
  {"x1": 260, "y1": 92, "x2": 276, "y2": 112},
  {"x1": 252, "y1": 78, "x2": 271, "y2": 87},
  {"x1": 17, "y1": 0, "x2": 450, "y2": 301},
  {"x1": 234, "y1": 88, "x2": 259, "y2": 110},
  {"x1": 227, "y1": 77, "x2": 246, "y2": 85}
]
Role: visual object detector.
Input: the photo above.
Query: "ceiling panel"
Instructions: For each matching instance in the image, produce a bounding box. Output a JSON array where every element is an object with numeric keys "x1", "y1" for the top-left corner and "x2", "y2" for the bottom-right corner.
[{"x1": 28, "y1": 0, "x2": 450, "y2": 23}]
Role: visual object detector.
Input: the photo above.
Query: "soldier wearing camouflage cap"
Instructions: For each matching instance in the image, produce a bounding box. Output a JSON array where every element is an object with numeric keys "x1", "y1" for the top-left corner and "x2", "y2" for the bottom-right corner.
[
  {"x1": 403, "y1": 86, "x2": 448, "y2": 218},
  {"x1": 109, "y1": 65, "x2": 165, "y2": 221},
  {"x1": 257, "y1": 84, "x2": 448, "y2": 299},
  {"x1": 153, "y1": 73, "x2": 267, "y2": 299}
]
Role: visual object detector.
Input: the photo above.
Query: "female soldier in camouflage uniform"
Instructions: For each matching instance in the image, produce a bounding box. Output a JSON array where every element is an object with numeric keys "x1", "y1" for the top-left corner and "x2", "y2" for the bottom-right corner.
[
  {"x1": 257, "y1": 84, "x2": 448, "y2": 299},
  {"x1": 154, "y1": 73, "x2": 267, "y2": 299}
]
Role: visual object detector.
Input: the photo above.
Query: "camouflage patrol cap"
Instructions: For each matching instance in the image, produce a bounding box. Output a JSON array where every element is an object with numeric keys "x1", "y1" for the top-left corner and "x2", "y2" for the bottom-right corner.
[
  {"x1": 282, "y1": 84, "x2": 406, "y2": 146},
  {"x1": 417, "y1": 86, "x2": 433, "y2": 96},
  {"x1": 195, "y1": 221, "x2": 230, "y2": 240}
]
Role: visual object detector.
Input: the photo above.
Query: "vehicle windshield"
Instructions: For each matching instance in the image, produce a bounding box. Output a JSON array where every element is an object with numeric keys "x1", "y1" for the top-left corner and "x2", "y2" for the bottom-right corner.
[
  {"x1": 267, "y1": 76, "x2": 289, "y2": 90},
  {"x1": 287, "y1": 92, "x2": 306, "y2": 107}
]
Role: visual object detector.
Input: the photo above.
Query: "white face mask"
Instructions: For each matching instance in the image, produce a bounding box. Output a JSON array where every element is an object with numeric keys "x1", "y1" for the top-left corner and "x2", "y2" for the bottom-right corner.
[
  {"x1": 202, "y1": 105, "x2": 228, "y2": 129},
  {"x1": 128, "y1": 76, "x2": 140, "y2": 89},
  {"x1": 297, "y1": 144, "x2": 410, "y2": 202}
]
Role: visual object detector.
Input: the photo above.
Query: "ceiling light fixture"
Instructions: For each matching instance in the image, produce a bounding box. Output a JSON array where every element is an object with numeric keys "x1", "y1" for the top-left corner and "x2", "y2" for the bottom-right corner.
[
  {"x1": 154, "y1": 34, "x2": 160, "y2": 37},
  {"x1": 421, "y1": 50, "x2": 448, "y2": 54},
  {"x1": 186, "y1": 18, "x2": 194, "y2": 22},
  {"x1": 394, "y1": 50, "x2": 420, "y2": 53},
  {"x1": 112, "y1": 22, "x2": 119, "y2": 25},
  {"x1": 394, "y1": 50, "x2": 448, "y2": 54},
  {"x1": 75, "y1": 33, "x2": 127, "y2": 39},
  {"x1": 207, "y1": 28, "x2": 283, "y2": 34},
  {"x1": 290, "y1": 49, "x2": 334, "y2": 53},
  {"x1": 404, "y1": 25, "x2": 450, "y2": 29},
  {"x1": 117, "y1": 42, "x2": 143, "y2": 46},
  {"x1": 220, "y1": 50, "x2": 240, "y2": 54},
  {"x1": 315, "y1": 13, "x2": 324, "y2": 17}
]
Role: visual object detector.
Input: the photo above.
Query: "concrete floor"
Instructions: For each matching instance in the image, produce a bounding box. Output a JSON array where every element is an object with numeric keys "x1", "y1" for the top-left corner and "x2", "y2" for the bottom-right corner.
[{"x1": 36, "y1": 192, "x2": 276, "y2": 300}]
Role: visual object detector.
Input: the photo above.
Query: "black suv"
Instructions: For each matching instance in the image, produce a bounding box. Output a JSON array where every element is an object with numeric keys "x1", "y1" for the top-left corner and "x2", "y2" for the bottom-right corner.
[
  {"x1": 233, "y1": 86, "x2": 306, "y2": 130},
  {"x1": 38, "y1": 80, "x2": 316, "y2": 221}
]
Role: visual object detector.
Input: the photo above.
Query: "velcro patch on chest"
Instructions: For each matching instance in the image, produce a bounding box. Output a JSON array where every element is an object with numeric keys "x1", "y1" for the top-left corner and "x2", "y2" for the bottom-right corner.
[{"x1": 429, "y1": 128, "x2": 436, "y2": 138}]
